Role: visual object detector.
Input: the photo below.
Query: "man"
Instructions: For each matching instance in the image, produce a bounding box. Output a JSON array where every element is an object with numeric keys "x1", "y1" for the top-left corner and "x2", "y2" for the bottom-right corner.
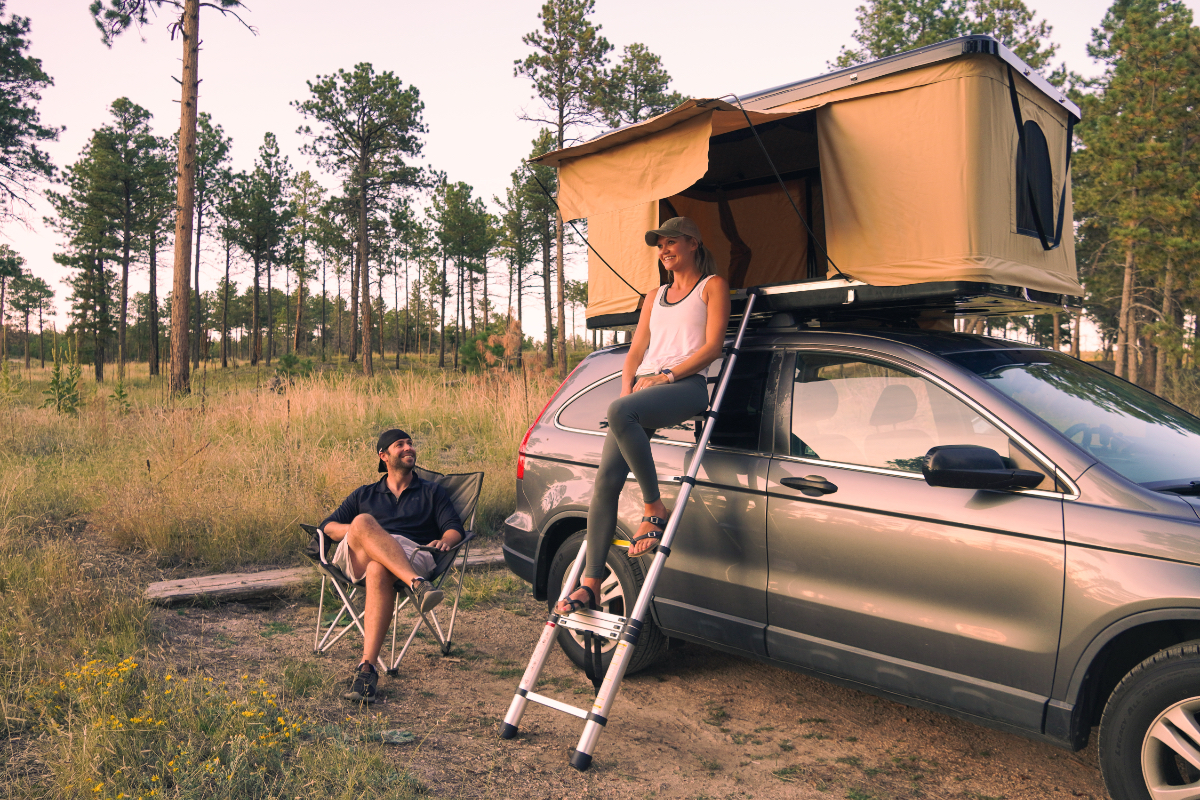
[{"x1": 321, "y1": 429, "x2": 464, "y2": 703}]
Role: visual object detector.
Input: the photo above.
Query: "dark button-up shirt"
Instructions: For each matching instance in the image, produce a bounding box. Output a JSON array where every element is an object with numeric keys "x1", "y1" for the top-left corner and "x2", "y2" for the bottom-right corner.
[{"x1": 321, "y1": 473, "x2": 464, "y2": 546}]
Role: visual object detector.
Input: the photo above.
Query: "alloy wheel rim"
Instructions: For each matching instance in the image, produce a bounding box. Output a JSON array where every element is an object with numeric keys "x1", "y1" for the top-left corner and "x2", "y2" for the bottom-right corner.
[{"x1": 1142, "y1": 696, "x2": 1200, "y2": 800}]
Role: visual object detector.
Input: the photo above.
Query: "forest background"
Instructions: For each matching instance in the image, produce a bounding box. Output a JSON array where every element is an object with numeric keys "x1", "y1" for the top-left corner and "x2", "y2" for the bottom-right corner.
[{"x1": 2, "y1": 0, "x2": 1199, "y2": 400}]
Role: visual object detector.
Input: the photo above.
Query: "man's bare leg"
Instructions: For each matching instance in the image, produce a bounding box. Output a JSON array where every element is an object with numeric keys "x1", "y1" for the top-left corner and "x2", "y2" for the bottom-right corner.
[
  {"x1": 361, "y1": 561, "x2": 398, "y2": 669},
  {"x1": 344, "y1": 513, "x2": 422, "y2": 588}
]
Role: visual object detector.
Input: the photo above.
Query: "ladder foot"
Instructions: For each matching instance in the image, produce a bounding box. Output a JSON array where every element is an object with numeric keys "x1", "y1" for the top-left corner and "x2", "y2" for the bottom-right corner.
[
  {"x1": 500, "y1": 722, "x2": 519, "y2": 740},
  {"x1": 569, "y1": 749, "x2": 593, "y2": 771}
]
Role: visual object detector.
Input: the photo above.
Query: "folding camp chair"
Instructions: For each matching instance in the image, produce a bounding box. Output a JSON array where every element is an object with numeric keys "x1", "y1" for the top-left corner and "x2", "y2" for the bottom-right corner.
[{"x1": 303, "y1": 466, "x2": 484, "y2": 674}]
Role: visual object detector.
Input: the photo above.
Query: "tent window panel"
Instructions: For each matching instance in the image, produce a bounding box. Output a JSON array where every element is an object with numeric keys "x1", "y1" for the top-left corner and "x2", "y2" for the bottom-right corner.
[{"x1": 1015, "y1": 120, "x2": 1054, "y2": 238}]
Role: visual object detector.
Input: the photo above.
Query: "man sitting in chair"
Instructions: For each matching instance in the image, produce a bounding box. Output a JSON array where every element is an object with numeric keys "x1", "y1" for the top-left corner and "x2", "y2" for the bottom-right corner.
[{"x1": 321, "y1": 428, "x2": 464, "y2": 703}]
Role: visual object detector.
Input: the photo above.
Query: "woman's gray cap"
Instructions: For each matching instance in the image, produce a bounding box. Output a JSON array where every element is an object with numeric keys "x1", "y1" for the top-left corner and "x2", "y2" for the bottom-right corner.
[{"x1": 645, "y1": 216, "x2": 702, "y2": 246}]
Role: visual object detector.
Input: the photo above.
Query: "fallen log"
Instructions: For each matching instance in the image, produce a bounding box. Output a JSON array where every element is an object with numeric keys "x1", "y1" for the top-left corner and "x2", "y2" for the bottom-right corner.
[{"x1": 145, "y1": 550, "x2": 506, "y2": 605}]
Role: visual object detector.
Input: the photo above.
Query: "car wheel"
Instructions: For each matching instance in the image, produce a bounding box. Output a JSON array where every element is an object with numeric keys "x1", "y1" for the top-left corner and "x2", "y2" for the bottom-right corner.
[
  {"x1": 547, "y1": 530, "x2": 668, "y2": 676},
  {"x1": 1100, "y1": 642, "x2": 1200, "y2": 800}
]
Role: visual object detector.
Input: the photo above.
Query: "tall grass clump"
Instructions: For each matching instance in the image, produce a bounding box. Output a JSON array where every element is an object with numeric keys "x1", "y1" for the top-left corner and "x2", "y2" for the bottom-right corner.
[{"x1": 73, "y1": 366, "x2": 561, "y2": 569}]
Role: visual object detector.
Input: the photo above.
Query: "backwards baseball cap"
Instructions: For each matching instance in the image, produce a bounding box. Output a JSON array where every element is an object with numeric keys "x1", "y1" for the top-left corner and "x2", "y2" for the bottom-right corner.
[
  {"x1": 376, "y1": 428, "x2": 412, "y2": 472},
  {"x1": 645, "y1": 216, "x2": 703, "y2": 247}
]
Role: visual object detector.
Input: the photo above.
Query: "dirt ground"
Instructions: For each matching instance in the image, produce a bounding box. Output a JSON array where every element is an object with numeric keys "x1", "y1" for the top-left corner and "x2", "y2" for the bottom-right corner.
[{"x1": 143, "y1": 558, "x2": 1112, "y2": 800}]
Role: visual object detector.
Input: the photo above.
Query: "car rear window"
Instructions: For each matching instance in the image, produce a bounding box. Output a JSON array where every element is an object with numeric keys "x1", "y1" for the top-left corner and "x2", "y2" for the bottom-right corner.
[{"x1": 555, "y1": 349, "x2": 773, "y2": 451}]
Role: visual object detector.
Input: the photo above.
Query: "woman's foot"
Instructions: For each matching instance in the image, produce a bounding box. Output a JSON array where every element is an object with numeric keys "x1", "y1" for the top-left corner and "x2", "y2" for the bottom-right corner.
[
  {"x1": 629, "y1": 501, "x2": 669, "y2": 557},
  {"x1": 554, "y1": 582, "x2": 599, "y2": 616}
]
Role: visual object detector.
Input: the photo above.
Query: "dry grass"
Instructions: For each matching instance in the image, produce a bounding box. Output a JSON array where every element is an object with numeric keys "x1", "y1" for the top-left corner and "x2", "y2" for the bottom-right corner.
[
  {"x1": 3, "y1": 359, "x2": 561, "y2": 570},
  {"x1": 0, "y1": 355, "x2": 565, "y2": 799}
]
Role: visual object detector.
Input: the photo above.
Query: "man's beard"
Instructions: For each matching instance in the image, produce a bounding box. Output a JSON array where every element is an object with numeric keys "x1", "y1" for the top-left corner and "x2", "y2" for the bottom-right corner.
[{"x1": 386, "y1": 453, "x2": 416, "y2": 471}]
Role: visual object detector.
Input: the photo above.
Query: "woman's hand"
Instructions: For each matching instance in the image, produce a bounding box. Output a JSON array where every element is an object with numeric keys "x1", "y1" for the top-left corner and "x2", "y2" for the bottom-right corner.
[{"x1": 632, "y1": 373, "x2": 671, "y2": 393}]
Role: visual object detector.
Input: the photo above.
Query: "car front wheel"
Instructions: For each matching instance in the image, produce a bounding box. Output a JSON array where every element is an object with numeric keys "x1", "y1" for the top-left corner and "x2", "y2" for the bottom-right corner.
[
  {"x1": 1100, "y1": 642, "x2": 1200, "y2": 800},
  {"x1": 546, "y1": 530, "x2": 668, "y2": 676}
]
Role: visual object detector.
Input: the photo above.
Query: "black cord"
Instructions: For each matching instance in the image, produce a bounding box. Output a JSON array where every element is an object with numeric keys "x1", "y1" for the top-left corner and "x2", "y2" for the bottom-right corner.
[
  {"x1": 720, "y1": 94, "x2": 852, "y2": 282},
  {"x1": 529, "y1": 172, "x2": 644, "y2": 299}
]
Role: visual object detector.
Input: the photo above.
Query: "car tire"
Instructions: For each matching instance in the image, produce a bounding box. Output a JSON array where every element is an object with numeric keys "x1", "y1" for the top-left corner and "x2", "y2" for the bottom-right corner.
[
  {"x1": 547, "y1": 530, "x2": 669, "y2": 676},
  {"x1": 1100, "y1": 642, "x2": 1200, "y2": 800}
]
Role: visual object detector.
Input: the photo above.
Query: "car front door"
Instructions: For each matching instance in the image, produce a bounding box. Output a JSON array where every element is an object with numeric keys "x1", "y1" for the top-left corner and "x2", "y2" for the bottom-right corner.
[{"x1": 765, "y1": 349, "x2": 1066, "y2": 731}]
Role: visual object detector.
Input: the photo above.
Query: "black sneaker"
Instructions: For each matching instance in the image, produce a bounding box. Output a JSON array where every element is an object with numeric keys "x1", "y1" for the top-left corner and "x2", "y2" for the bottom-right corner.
[
  {"x1": 344, "y1": 662, "x2": 377, "y2": 703},
  {"x1": 407, "y1": 576, "x2": 444, "y2": 613}
]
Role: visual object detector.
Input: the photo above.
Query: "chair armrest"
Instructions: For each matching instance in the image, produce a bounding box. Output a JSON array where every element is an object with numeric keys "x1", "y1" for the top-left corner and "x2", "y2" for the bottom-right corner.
[{"x1": 414, "y1": 530, "x2": 475, "y2": 555}]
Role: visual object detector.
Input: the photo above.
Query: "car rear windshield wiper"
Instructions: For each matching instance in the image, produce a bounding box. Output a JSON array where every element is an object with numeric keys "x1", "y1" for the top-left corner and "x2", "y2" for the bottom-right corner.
[{"x1": 1148, "y1": 480, "x2": 1200, "y2": 496}]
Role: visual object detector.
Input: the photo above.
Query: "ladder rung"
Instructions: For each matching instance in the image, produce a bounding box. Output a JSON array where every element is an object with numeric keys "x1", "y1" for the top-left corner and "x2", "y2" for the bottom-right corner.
[
  {"x1": 526, "y1": 691, "x2": 589, "y2": 719},
  {"x1": 557, "y1": 608, "x2": 626, "y2": 640}
]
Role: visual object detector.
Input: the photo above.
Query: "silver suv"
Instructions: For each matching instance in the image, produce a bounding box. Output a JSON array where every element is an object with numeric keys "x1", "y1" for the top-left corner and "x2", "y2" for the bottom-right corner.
[{"x1": 503, "y1": 324, "x2": 1200, "y2": 800}]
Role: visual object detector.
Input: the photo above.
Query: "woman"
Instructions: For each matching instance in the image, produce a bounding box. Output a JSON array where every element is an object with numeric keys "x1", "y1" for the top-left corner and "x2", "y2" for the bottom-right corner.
[{"x1": 556, "y1": 217, "x2": 731, "y2": 615}]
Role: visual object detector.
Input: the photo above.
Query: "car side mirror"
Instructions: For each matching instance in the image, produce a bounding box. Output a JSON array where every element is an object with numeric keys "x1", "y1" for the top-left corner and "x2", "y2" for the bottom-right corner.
[{"x1": 922, "y1": 445, "x2": 1044, "y2": 491}]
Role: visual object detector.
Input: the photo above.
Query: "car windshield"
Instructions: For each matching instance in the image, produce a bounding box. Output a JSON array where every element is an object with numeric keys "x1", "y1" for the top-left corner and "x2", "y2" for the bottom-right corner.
[{"x1": 945, "y1": 349, "x2": 1200, "y2": 491}]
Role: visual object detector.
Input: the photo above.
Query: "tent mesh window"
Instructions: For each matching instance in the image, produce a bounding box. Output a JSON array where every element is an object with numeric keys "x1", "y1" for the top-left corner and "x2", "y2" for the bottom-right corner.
[{"x1": 1015, "y1": 120, "x2": 1054, "y2": 238}]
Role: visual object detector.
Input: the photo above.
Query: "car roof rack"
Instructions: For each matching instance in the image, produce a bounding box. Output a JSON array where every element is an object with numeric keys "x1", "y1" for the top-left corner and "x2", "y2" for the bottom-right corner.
[{"x1": 729, "y1": 280, "x2": 1081, "y2": 330}]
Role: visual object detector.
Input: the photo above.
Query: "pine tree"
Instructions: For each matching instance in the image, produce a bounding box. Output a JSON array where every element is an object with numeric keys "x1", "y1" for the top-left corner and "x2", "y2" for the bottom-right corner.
[
  {"x1": 516, "y1": 0, "x2": 611, "y2": 378},
  {"x1": 91, "y1": 0, "x2": 253, "y2": 394},
  {"x1": 597, "y1": 43, "x2": 686, "y2": 128},
  {"x1": 0, "y1": 1, "x2": 59, "y2": 225},
  {"x1": 1073, "y1": 0, "x2": 1200, "y2": 383},
  {"x1": 294, "y1": 63, "x2": 428, "y2": 378}
]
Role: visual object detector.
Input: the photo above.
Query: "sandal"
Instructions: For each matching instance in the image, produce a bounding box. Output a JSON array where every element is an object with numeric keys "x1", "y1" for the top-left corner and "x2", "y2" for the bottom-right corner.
[
  {"x1": 402, "y1": 576, "x2": 445, "y2": 614},
  {"x1": 628, "y1": 515, "x2": 667, "y2": 557},
  {"x1": 555, "y1": 584, "x2": 597, "y2": 617}
]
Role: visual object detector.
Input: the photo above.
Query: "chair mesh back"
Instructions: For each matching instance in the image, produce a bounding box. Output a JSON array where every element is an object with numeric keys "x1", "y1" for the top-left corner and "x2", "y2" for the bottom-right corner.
[{"x1": 414, "y1": 466, "x2": 483, "y2": 528}]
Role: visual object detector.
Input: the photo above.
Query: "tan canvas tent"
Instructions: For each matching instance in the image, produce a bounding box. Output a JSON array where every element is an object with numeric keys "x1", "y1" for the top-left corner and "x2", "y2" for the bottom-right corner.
[{"x1": 532, "y1": 36, "x2": 1083, "y2": 327}]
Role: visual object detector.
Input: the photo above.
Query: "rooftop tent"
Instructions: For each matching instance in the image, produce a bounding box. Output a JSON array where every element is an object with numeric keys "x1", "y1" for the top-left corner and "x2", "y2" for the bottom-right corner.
[{"x1": 532, "y1": 36, "x2": 1083, "y2": 328}]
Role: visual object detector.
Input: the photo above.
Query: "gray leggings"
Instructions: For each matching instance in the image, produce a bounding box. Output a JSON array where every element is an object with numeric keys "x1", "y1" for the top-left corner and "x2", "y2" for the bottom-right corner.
[{"x1": 584, "y1": 373, "x2": 709, "y2": 579}]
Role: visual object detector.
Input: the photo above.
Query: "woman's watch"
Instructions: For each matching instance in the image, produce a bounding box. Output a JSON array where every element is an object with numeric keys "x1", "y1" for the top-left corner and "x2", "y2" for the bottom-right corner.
[{"x1": 659, "y1": 367, "x2": 675, "y2": 384}]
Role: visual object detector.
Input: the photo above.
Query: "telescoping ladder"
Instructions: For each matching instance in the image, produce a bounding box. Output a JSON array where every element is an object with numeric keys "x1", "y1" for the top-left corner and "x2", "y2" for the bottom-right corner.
[{"x1": 500, "y1": 290, "x2": 760, "y2": 771}]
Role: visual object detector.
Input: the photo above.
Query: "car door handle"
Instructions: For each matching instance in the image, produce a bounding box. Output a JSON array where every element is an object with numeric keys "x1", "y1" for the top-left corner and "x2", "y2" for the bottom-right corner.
[{"x1": 780, "y1": 475, "x2": 838, "y2": 495}]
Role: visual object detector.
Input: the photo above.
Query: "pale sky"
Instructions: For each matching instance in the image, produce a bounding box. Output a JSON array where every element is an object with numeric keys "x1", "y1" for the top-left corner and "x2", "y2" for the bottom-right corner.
[{"x1": 8, "y1": 0, "x2": 1199, "y2": 344}]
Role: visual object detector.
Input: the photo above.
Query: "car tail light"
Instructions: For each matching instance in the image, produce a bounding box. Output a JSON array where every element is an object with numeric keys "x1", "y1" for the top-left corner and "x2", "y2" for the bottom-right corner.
[{"x1": 517, "y1": 361, "x2": 584, "y2": 480}]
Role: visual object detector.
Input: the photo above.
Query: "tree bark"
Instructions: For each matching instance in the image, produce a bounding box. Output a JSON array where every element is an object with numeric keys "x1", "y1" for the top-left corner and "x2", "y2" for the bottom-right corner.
[
  {"x1": 221, "y1": 239, "x2": 230, "y2": 368},
  {"x1": 193, "y1": 190, "x2": 203, "y2": 369},
  {"x1": 1052, "y1": 312, "x2": 1060, "y2": 351},
  {"x1": 293, "y1": 265, "x2": 304, "y2": 355},
  {"x1": 556, "y1": 211, "x2": 567, "y2": 378},
  {"x1": 542, "y1": 225, "x2": 553, "y2": 369},
  {"x1": 94, "y1": 257, "x2": 107, "y2": 383},
  {"x1": 358, "y1": 153, "x2": 373, "y2": 377},
  {"x1": 251, "y1": 255, "x2": 261, "y2": 365},
  {"x1": 266, "y1": 259, "x2": 273, "y2": 365},
  {"x1": 1071, "y1": 311, "x2": 1081, "y2": 360},
  {"x1": 118, "y1": 185, "x2": 131, "y2": 383},
  {"x1": 439, "y1": 253, "x2": 448, "y2": 368},
  {"x1": 1116, "y1": 240, "x2": 1135, "y2": 381},
  {"x1": 169, "y1": 0, "x2": 199, "y2": 395},
  {"x1": 149, "y1": 231, "x2": 159, "y2": 376},
  {"x1": 320, "y1": 253, "x2": 326, "y2": 362},
  {"x1": 349, "y1": 248, "x2": 359, "y2": 363}
]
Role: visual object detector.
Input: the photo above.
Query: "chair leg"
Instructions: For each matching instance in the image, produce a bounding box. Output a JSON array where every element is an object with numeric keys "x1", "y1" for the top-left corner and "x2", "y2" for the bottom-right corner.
[{"x1": 314, "y1": 574, "x2": 327, "y2": 653}]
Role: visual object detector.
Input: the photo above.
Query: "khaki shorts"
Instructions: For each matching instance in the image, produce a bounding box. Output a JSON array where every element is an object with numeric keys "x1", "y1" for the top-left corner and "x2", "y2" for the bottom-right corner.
[{"x1": 331, "y1": 532, "x2": 436, "y2": 583}]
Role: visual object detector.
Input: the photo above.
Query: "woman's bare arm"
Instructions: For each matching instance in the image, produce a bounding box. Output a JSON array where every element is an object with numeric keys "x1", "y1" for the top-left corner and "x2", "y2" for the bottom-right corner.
[{"x1": 621, "y1": 292, "x2": 656, "y2": 396}]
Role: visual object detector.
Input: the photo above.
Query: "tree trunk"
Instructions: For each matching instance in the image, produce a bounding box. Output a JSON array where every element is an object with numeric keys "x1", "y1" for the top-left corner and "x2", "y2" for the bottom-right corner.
[
  {"x1": 394, "y1": 264, "x2": 401, "y2": 368},
  {"x1": 1155, "y1": 255, "x2": 1174, "y2": 397},
  {"x1": 556, "y1": 211, "x2": 567, "y2": 378},
  {"x1": 38, "y1": 305, "x2": 44, "y2": 368},
  {"x1": 294, "y1": 266, "x2": 304, "y2": 356},
  {"x1": 1052, "y1": 312, "x2": 1060, "y2": 351},
  {"x1": 320, "y1": 253, "x2": 326, "y2": 362},
  {"x1": 454, "y1": 260, "x2": 461, "y2": 372},
  {"x1": 118, "y1": 192, "x2": 131, "y2": 383},
  {"x1": 542, "y1": 227, "x2": 553, "y2": 369},
  {"x1": 149, "y1": 231, "x2": 159, "y2": 376},
  {"x1": 1116, "y1": 241, "x2": 1135, "y2": 381},
  {"x1": 251, "y1": 255, "x2": 261, "y2": 365},
  {"x1": 94, "y1": 257, "x2": 107, "y2": 383},
  {"x1": 221, "y1": 239, "x2": 230, "y2": 368},
  {"x1": 439, "y1": 253, "x2": 448, "y2": 368},
  {"x1": 169, "y1": 0, "x2": 200, "y2": 395},
  {"x1": 193, "y1": 189, "x2": 203, "y2": 369},
  {"x1": 402, "y1": 258, "x2": 409, "y2": 357},
  {"x1": 22, "y1": 311, "x2": 29, "y2": 369},
  {"x1": 349, "y1": 249, "x2": 359, "y2": 363},
  {"x1": 266, "y1": 259, "x2": 273, "y2": 365},
  {"x1": 516, "y1": 261, "x2": 523, "y2": 368},
  {"x1": 358, "y1": 156, "x2": 373, "y2": 378}
]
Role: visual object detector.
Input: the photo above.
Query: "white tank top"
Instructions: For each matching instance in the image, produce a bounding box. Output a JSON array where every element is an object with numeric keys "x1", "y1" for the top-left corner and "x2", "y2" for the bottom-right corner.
[{"x1": 636, "y1": 275, "x2": 715, "y2": 375}]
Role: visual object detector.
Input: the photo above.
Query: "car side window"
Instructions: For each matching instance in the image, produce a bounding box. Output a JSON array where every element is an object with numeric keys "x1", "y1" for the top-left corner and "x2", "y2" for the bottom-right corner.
[
  {"x1": 790, "y1": 353, "x2": 1012, "y2": 474},
  {"x1": 557, "y1": 374, "x2": 621, "y2": 433}
]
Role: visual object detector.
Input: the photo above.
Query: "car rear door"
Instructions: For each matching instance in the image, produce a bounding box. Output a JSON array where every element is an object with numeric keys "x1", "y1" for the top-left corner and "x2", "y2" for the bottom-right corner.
[{"x1": 765, "y1": 348, "x2": 1066, "y2": 731}]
